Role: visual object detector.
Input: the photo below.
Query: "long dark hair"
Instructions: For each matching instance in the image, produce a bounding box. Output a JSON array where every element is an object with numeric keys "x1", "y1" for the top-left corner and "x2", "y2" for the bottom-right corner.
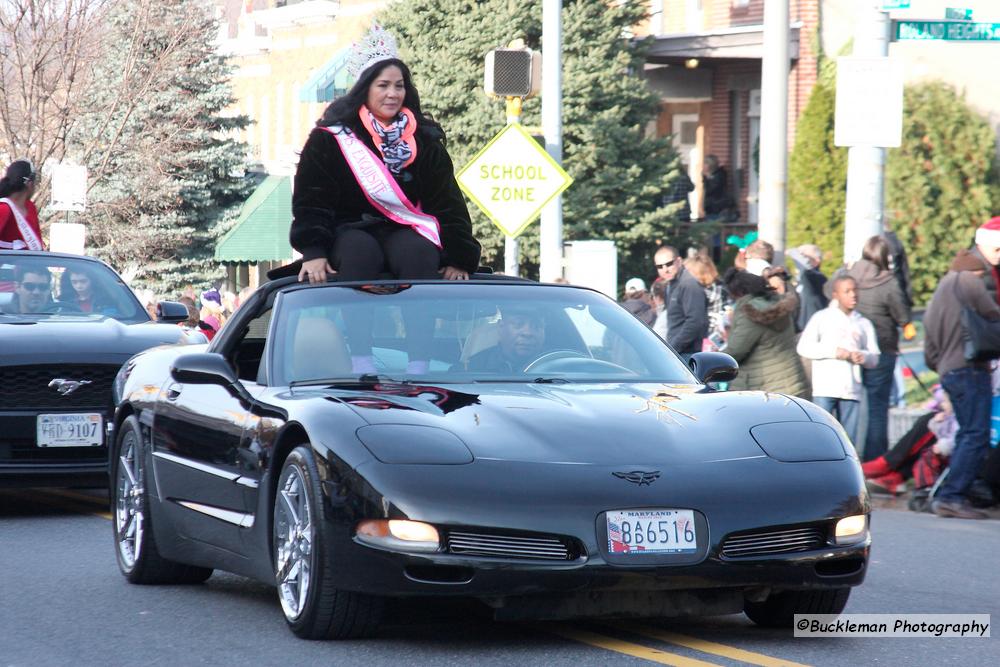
[
  {"x1": 317, "y1": 58, "x2": 443, "y2": 140},
  {"x1": 0, "y1": 160, "x2": 35, "y2": 198}
]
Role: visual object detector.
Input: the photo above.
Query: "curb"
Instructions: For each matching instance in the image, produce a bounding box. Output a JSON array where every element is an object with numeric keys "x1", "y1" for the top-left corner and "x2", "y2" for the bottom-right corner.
[{"x1": 869, "y1": 493, "x2": 1000, "y2": 520}]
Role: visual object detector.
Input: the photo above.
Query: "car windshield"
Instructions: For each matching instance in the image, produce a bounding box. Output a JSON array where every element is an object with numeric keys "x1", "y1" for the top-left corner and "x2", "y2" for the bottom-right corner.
[
  {"x1": 270, "y1": 282, "x2": 695, "y2": 386},
  {"x1": 0, "y1": 255, "x2": 149, "y2": 324}
]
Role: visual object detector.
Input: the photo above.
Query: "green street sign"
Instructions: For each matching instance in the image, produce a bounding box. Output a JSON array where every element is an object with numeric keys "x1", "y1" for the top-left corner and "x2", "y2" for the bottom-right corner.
[
  {"x1": 945, "y1": 8, "x2": 973, "y2": 21},
  {"x1": 894, "y1": 20, "x2": 1000, "y2": 41}
]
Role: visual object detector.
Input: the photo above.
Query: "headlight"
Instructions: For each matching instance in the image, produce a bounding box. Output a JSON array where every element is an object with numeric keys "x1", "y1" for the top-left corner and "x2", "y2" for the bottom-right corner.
[
  {"x1": 356, "y1": 519, "x2": 440, "y2": 552},
  {"x1": 834, "y1": 514, "x2": 868, "y2": 545}
]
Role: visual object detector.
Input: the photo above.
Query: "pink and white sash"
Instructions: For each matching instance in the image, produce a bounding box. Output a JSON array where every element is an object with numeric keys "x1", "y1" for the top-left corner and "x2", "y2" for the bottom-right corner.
[
  {"x1": 0, "y1": 198, "x2": 43, "y2": 250},
  {"x1": 322, "y1": 125, "x2": 442, "y2": 248}
]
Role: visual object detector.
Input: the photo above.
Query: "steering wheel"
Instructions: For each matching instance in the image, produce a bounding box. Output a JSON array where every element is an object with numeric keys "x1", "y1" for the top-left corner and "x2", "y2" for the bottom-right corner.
[{"x1": 522, "y1": 349, "x2": 592, "y2": 373}]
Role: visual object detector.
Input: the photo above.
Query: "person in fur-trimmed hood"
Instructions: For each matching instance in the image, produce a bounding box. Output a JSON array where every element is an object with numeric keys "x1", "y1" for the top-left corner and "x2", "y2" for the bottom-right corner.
[{"x1": 721, "y1": 269, "x2": 808, "y2": 398}]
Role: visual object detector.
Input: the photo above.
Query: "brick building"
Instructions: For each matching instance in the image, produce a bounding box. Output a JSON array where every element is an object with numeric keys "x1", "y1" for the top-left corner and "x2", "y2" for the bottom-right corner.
[
  {"x1": 643, "y1": 0, "x2": 819, "y2": 228},
  {"x1": 643, "y1": 0, "x2": 1000, "y2": 237}
]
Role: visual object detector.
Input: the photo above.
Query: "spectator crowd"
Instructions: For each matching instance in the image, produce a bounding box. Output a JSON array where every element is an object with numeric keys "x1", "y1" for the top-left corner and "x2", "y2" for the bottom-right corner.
[{"x1": 618, "y1": 219, "x2": 1000, "y2": 520}]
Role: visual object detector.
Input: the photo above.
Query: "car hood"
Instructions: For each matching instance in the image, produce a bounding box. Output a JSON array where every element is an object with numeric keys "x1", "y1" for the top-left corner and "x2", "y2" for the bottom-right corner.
[
  {"x1": 0, "y1": 317, "x2": 201, "y2": 365},
  {"x1": 322, "y1": 382, "x2": 814, "y2": 465}
]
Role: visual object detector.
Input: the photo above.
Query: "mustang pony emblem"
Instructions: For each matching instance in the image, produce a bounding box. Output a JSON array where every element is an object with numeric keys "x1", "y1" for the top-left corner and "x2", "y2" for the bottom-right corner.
[
  {"x1": 612, "y1": 470, "x2": 661, "y2": 486},
  {"x1": 48, "y1": 379, "x2": 92, "y2": 395}
]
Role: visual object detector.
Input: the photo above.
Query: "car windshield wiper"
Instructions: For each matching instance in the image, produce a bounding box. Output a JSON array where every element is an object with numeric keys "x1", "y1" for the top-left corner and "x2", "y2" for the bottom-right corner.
[
  {"x1": 289, "y1": 374, "x2": 412, "y2": 388},
  {"x1": 531, "y1": 376, "x2": 570, "y2": 384}
]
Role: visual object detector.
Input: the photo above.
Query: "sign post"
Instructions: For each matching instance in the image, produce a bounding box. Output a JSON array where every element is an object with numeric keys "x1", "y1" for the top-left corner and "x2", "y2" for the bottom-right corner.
[
  {"x1": 456, "y1": 123, "x2": 572, "y2": 253},
  {"x1": 837, "y1": 7, "x2": 896, "y2": 264},
  {"x1": 48, "y1": 163, "x2": 88, "y2": 254}
]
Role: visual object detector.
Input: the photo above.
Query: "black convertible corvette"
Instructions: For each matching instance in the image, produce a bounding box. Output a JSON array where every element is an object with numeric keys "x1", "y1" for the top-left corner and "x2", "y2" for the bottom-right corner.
[
  {"x1": 110, "y1": 274, "x2": 870, "y2": 639},
  {"x1": 0, "y1": 250, "x2": 200, "y2": 486}
]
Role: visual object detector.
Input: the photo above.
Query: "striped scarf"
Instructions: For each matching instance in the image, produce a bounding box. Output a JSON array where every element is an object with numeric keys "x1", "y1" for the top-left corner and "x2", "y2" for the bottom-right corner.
[{"x1": 359, "y1": 106, "x2": 417, "y2": 175}]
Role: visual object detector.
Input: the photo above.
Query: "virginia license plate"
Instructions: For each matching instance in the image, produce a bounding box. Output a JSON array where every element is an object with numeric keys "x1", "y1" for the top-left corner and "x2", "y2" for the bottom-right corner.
[
  {"x1": 36, "y1": 413, "x2": 103, "y2": 447},
  {"x1": 606, "y1": 508, "x2": 697, "y2": 554}
]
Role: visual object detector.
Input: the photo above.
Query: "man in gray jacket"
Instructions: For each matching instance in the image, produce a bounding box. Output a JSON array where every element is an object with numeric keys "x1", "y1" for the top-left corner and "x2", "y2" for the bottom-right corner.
[
  {"x1": 655, "y1": 245, "x2": 707, "y2": 361},
  {"x1": 924, "y1": 241, "x2": 1000, "y2": 519}
]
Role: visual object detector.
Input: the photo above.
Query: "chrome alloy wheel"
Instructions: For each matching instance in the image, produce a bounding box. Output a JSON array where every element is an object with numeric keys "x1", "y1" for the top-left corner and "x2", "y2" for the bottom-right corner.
[
  {"x1": 275, "y1": 465, "x2": 314, "y2": 621},
  {"x1": 115, "y1": 429, "x2": 144, "y2": 570}
]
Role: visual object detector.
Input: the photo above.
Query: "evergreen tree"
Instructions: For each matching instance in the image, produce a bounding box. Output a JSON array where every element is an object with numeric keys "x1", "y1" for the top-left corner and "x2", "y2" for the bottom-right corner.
[
  {"x1": 71, "y1": 0, "x2": 251, "y2": 294},
  {"x1": 787, "y1": 54, "x2": 848, "y2": 271},
  {"x1": 381, "y1": 0, "x2": 698, "y2": 282},
  {"x1": 885, "y1": 81, "x2": 997, "y2": 306}
]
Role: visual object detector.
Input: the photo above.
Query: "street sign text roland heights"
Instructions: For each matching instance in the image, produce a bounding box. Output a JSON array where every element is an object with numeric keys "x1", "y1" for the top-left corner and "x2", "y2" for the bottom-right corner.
[
  {"x1": 456, "y1": 123, "x2": 572, "y2": 238},
  {"x1": 894, "y1": 20, "x2": 1000, "y2": 41}
]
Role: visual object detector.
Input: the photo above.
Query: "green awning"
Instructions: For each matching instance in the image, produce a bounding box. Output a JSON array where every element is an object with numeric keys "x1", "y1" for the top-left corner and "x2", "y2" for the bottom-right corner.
[
  {"x1": 299, "y1": 47, "x2": 352, "y2": 103},
  {"x1": 215, "y1": 175, "x2": 293, "y2": 263}
]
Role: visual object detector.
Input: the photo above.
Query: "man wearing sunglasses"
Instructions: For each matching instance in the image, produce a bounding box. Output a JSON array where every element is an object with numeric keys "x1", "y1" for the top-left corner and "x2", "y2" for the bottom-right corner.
[
  {"x1": 12, "y1": 263, "x2": 52, "y2": 313},
  {"x1": 654, "y1": 245, "x2": 707, "y2": 362}
]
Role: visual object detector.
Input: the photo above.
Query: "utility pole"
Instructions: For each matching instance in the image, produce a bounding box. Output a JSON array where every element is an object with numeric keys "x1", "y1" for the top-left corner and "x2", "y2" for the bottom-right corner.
[
  {"x1": 539, "y1": 0, "x2": 563, "y2": 283},
  {"x1": 843, "y1": 4, "x2": 891, "y2": 263},
  {"x1": 504, "y1": 97, "x2": 522, "y2": 277},
  {"x1": 757, "y1": 0, "x2": 789, "y2": 262}
]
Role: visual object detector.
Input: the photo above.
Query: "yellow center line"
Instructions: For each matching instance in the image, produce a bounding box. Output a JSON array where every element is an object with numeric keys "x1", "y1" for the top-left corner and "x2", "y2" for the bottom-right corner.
[
  {"x1": 547, "y1": 625, "x2": 724, "y2": 667},
  {"x1": 0, "y1": 489, "x2": 113, "y2": 521},
  {"x1": 39, "y1": 488, "x2": 110, "y2": 509},
  {"x1": 615, "y1": 623, "x2": 812, "y2": 667}
]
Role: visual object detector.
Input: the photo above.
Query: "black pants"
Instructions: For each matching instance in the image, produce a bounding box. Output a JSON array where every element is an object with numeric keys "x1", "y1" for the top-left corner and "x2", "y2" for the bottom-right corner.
[
  {"x1": 332, "y1": 223, "x2": 440, "y2": 360},
  {"x1": 332, "y1": 223, "x2": 441, "y2": 280}
]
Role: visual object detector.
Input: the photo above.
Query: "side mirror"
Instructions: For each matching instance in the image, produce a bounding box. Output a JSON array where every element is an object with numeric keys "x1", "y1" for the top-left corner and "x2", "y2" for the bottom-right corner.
[
  {"x1": 171, "y1": 353, "x2": 238, "y2": 386},
  {"x1": 157, "y1": 300, "x2": 190, "y2": 324},
  {"x1": 689, "y1": 351, "x2": 739, "y2": 385}
]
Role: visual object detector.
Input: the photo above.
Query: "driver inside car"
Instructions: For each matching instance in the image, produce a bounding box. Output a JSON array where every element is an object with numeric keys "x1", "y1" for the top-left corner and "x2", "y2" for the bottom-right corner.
[
  {"x1": 10, "y1": 263, "x2": 52, "y2": 313},
  {"x1": 466, "y1": 306, "x2": 546, "y2": 373}
]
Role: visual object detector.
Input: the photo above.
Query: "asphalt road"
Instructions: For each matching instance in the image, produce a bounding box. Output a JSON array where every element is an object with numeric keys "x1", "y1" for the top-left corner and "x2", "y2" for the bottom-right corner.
[{"x1": 0, "y1": 488, "x2": 996, "y2": 667}]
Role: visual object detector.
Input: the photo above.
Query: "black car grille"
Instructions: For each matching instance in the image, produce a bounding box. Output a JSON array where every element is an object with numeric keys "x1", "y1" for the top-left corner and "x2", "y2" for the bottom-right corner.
[
  {"x1": 446, "y1": 530, "x2": 576, "y2": 561},
  {"x1": 720, "y1": 526, "x2": 827, "y2": 558},
  {"x1": 0, "y1": 364, "x2": 119, "y2": 410}
]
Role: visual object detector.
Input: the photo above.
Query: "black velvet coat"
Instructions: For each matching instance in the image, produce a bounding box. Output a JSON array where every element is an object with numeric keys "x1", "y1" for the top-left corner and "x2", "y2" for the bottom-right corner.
[{"x1": 290, "y1": 118, "x2": 481, "y2": 274}]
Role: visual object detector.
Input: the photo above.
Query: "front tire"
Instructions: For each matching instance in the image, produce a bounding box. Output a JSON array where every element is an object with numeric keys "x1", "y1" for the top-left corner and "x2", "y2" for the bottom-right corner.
[
  {"x1": 744, "y1": 587, "x2": 851, "y2": 628},
  {"x1": 112, "y1": 414, "x2": 213, "y2": 585},
  {"x1": 274, "y1": 446, "x2": 383, "y2": 639}
]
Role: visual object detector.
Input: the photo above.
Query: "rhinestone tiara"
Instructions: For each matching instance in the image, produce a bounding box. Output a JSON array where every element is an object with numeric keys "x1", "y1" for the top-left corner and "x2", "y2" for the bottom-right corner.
[{"x1": 346, "y1": 23, "x2": 400, "y2": 83}]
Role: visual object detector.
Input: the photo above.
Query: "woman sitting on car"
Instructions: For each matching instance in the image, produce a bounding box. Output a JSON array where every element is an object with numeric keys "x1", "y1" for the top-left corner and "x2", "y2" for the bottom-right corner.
[{"x1": 290, "y1": 25, "x2": 480, "y2": 374}]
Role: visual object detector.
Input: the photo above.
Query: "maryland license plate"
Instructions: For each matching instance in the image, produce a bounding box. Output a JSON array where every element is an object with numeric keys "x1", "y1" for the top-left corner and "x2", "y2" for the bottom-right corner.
[
  {"x1": 37, "y1": 414, "x2": 103, "y2": 447},
  {"x1": 606, "y1": 508, "x2": 697, "y2": 554}
]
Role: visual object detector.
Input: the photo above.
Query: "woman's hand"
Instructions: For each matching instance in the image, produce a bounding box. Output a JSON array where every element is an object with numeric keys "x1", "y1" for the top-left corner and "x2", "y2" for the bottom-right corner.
[
  {"x1": 298, "y1": 258, "x2": 337, "y2": 284},
  {"x1": 440, "y1": 266, "x2": 469, "y2": 280}
]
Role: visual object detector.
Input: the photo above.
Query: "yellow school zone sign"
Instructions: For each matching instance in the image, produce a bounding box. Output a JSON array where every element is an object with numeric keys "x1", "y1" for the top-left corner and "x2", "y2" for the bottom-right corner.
[{"x1": 456, "y1": 123, "x2": 573, "y2": 238}]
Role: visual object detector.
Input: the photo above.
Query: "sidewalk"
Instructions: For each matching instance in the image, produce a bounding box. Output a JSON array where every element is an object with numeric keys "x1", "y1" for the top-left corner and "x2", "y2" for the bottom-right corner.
[{"x1": 869, "y1": 492, "x2": 1000, "y2": 520}]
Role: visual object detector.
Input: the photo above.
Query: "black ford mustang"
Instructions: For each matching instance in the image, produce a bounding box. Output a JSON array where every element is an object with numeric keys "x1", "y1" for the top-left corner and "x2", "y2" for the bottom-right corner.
[
  {"x1": 110, "y1": 275, "x2": 870, "y2": 639},
  {"x1": 0, "y1": 250, "x2": 200, "y2": 486}
]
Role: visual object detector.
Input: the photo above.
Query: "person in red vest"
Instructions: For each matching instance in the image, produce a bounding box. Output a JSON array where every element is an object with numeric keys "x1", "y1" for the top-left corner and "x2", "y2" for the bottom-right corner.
[{"x1": 0, "y1": 160, "x2": 44, "y2": 251}]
